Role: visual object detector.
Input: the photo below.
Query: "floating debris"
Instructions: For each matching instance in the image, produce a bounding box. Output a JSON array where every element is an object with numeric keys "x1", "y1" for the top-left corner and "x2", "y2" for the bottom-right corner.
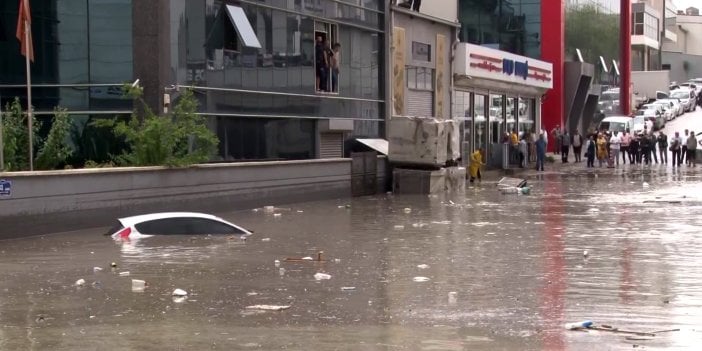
[
  {"x1": 341, "y1": 287, "x2": 356, "y2": 291},
  {"x1": 246, "y1": 305, "x2": 291, "y2": 311},
  {"x1": 119, "y1": 271, "x2": 130, "y2": 277},
  {"x1": 172, "y1": 288, "x2": 188, "y2": 297},
  {"x1": 393, "y1": 225, "x2": 405, "y2": 230},
  {"x1": 417, "y1": 264, "x2": 429, "y2": 269},
  {"x1": 75, "y1": 279, "x2": 86, "y2": 287},
  {"x1": 413, "y1": 276, "x2": 430, "y2": 282},
  {"x1": 314, "y1": 273, "x2": 332, "y2": 280},
  {"x1": 131, "y1": 279, "x2": 146, "y2": 293}
]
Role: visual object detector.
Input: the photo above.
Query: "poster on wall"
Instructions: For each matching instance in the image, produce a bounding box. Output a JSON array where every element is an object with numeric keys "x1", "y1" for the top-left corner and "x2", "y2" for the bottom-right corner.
[{"x1": 0, "y1": 180, "x2": 11, "y2": 198}]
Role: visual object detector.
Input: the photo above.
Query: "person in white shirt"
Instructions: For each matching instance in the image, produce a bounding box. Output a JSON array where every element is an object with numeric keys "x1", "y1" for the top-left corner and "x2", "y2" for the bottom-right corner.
[{"x1": 609, "y1": 131, "x2": 622, "y2": 166}]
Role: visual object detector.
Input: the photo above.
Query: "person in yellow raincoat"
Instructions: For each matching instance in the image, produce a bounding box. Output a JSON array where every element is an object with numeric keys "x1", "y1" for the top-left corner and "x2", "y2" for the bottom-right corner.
[
  {"x1": 469, "y1": 148, "x2": 485, "y2": 183},
  {"x1": 596, "y1": 133, "x2": 608, "y2": 167}
]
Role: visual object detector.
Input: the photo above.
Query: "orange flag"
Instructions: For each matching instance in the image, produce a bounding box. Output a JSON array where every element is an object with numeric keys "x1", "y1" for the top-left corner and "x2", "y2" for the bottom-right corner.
[{"x1": 16, "y1": 0, "x2": 34, "y2": 62}]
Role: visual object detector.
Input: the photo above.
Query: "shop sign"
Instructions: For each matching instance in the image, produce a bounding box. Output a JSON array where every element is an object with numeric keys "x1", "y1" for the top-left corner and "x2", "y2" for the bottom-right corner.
[{"x1": 456, "y1": 43, "x2": 553, "y2": 90}]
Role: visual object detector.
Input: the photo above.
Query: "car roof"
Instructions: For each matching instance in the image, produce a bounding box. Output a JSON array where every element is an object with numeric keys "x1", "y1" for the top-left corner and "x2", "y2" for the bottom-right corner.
[
  {"x1": 601, "y1": 116, "x2": 632, "y2": 122},
  {"x1": 119, "y1": 212, "x2": 226, "y2": 227}
]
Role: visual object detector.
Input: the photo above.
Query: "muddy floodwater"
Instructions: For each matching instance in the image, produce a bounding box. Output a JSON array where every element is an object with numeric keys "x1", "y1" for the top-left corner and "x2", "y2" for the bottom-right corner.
[{"x1": 2, "y1": 169, "x2": 702, "y2": 350}]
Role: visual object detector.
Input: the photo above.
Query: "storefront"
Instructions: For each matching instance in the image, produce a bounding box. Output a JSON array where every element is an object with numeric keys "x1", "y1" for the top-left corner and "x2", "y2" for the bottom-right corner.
[{"x1": 453, "y1": 43, "x2": 553, "y2": 168}]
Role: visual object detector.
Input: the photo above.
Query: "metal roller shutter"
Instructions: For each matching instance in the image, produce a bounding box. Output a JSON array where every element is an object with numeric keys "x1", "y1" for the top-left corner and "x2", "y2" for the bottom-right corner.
[
  {"x1": 319, "y1": 133, "x2": 343, "y2": 158},
  {"x1": 407, "y1": 90, "x2": 434, "y2": 117}
]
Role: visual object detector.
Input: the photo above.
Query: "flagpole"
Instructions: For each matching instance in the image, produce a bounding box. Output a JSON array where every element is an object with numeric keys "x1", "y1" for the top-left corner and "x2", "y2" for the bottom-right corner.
[{"x1": 25, "y1": 18, "x2": 33, "y2": 171}]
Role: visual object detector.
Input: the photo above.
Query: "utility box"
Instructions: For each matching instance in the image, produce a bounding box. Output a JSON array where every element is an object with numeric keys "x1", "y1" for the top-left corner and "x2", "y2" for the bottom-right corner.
[{"x1": 388, "y1": 116, "x2": 459, "y2": 167}]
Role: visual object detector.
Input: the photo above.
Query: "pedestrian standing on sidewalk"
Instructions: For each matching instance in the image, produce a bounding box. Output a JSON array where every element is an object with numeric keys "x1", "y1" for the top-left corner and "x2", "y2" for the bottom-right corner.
[
  {"x1": 683, "y1": 129, "x2": 690, "y2": 165},
  {"x1": 529, "y1": 129, "x2": 537, "y2": 162},
  {"x1": 572, "y1": 130, "x2": 584, "y2": 162},
  {"x1": 671, "y1": 132, "x2": 683, "y2": 167},
  {"x1": 641, "y1": 133, "x2": 652, "y2": 166},
  {"x1": 687, "y1": 131, "x2": 697, "y2": 167},
  {"x1": 586, "y1": 135, "x2": 596, "y2": 168},
  {"x1": 536, "y1": 134, "x2": 546, "y2": 171},
  {"x1": 630, "y1": 134, "x2": 640, "y2": 164},
  {"x1": 620, "y1": 130, "x2": 630, "y2": 164},
  {"x1": 561, "y1": 130, "x2": 571, "y2": 163},
  {"x1": 552, "y1": 126, "x2": 561, "y2": 155},
  {"x1": 657, "y1": 131, "x2": 668, "y2": 165},
  {"x1": 609, "y1": 131, "x2": 622, "y2": 166},
  {"x1": 596, "y1": 133, "x2": 608, "y2": 167},
  {"x1": 650, "y1": 130, "x2": 659, "y2": 165},
  {"x1": 518, "y1": 137, "x2": 528, "y2": 168}
]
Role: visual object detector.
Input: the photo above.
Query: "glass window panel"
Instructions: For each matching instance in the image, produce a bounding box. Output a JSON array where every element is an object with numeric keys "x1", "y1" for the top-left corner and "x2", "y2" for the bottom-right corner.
[
  {"x1": 474, "y1": 93, "x2": 487, "y2": 154},
  {"x1": 407, "y1": 67, "x2": 416, "y2": 89}
]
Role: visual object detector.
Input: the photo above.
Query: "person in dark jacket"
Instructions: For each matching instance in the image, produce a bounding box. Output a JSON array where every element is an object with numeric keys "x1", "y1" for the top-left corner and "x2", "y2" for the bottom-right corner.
[
  {"x1": 640, "y1": 133, "x2": 652, "y2": 165},
  {"x1": 657, "y1": 132, "x2": 668, "y2": 164},
  {"x1": 586, "y1": 135, "x2": 596, "y2": 168},
  {"x1": 630, "y1": 134, "x2": 640, "y2": 164}
]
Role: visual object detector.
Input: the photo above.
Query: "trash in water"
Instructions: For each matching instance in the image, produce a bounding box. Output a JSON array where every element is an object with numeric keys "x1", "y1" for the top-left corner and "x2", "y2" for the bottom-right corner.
[
  {"x1": 261, "y1": 238, "x2": 271, "y2": 242},
  {"x1": 413, "y1": 276, "x2": 430, "y2": 282},
  {"x1": 273, "y1": 213, "x2": 282, "y2": 218},
  {"x1": 497, "y1": 177, "x2": 528, "y2": 188},
  {"x1": 246, "y1": 291, "x2": 259, "y2": 296},
  {"x1": 263, "y1": 206, "x2": 275, "y2": 213},
  {"x1": 412, "y1": 223, "x2": 428, "y2": 228},
  {"x1": 119, "y1": 271, "x2": 130, "y2": 277},
  {"x1": 110, "y1": 262, "x2": 118, "y2": 268},
  {"x1": 403, "y1": 208, "x2": 412, "y2": 214},
  {"x1": 279, "y1": 268, "x2": 286, "y2": 276},
  {"x1": 417, "y1": 264, "x2": 429, "y2": 269},
  {"x1": 565, "y1": 320, "x2": 593, "y2": 330},
  {"x1": 297, "y1": 210, "x2": 304, "y2": 213},
  {"x1": 302, "y1": 256, "x2": 314, "y2": 261},
  {"x1": 131, "y1": 279, "x2": 146, "y2": 293},
  {"x1": 172, "y1": 296, "x2": 187, "y2": 304},
  {"x1": 587, "y1": 208, "x2": 600, "y2": 212},
  {"x1": 334, "y1": 258, "x2": 341, "y2": 263},
  {"x1": 314, "y1": 273, "x2": 332, "y2": 280},
  {"x1": 75, "y1": 279, "x2": 86, "y2": 287},
  {"x1": 274, "y1": 260, "x2": 281, "y2": 267},
  {"x1": 341, "y1": 287, "x2": 356, "y2": 291},
  {"x1": 172, "y1": 288, "x2": 188, "y2": 297},
  {"x1": 93, "y1": 267, "x2": 103, "y2": 273},
  {"x1": 338, "y1": 204, "x2": 351, "y2": 209},
  {"x1": 246, "y1": 304, "x2": 291, "y2": 311},
  {"x1": 448, "y1": 292, "x2": 457, "y2": 305},
  {"x1": 285, "y1": 252, "x2": 326, "y2": 262},
  {"x1": 643, "y1": 182, "x2": 650, "y2": 188},
  {"x1": 393, "y1": 225, "x2": 405, "y2": 230},
  {"x1": 583, "y1": 250, "x2": 589, "y2": 257}
]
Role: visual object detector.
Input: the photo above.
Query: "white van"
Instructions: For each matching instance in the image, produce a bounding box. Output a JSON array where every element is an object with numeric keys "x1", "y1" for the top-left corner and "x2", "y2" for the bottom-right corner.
[{"x1": 598, "y1": 116, "x2": 633, "y2": 133}]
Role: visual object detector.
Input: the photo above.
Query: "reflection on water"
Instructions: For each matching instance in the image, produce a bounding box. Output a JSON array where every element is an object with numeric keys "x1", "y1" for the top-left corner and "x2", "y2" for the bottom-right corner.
[{"x1": 1, "y1": 172, "x2": 702, "y2": 350}]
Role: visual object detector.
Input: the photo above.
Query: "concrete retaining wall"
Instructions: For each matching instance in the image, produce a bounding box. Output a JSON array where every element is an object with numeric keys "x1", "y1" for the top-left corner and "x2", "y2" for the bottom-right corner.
[{"x1": 0, "y1": 158, "x2": 388, "y2": 239}]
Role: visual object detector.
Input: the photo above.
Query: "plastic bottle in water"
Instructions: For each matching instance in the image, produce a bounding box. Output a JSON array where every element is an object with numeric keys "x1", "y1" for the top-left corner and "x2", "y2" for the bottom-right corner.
[{"x1": 564, "y1": 320, "x2": 593, "y2": 330}]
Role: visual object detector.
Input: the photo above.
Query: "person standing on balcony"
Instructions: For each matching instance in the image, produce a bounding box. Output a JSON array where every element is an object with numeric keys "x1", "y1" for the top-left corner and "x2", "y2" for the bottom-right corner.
[
  {"x1": 315, "y1": 36, "x2": 328, "y2": 92},
  {"x1": 331, "y1": 43, "x2": 341, "y2": 93}
]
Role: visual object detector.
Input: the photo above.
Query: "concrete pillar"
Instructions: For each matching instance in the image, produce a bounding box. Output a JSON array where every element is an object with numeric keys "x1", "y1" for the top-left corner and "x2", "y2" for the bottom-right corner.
[
  {"x1": 540, "y1": 0, "x2": 565, "y2": 152},
  {"x1": 620, "y1": 0, "x2": 632, "y2": 115},
  {"x1": 132, "y1": 0, "x2": 171, "y2": 114}
]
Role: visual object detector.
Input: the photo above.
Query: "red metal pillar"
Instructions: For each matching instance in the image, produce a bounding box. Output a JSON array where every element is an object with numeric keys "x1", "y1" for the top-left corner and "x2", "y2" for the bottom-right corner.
[
  {"x1": 541, "y1": 0, "x2": 565, "y2": 152},
  {"x1": 620, "y1": 0, "x2": 632, "y2": 116}
]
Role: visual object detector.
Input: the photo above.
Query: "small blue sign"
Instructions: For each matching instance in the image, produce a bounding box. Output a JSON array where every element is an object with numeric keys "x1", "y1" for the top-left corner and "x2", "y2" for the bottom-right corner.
[{"x1": 0, "y1": 179, "x2": 11, "y2": 197}]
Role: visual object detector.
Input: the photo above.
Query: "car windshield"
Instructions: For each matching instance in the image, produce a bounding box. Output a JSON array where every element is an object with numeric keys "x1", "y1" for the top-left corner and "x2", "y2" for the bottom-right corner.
[
  {"x1": 633, "y1": 116, "x2": 646, "y2": 124},
  {"x1": 671, "y1": 92, "x2": 688, "y2": 99}
]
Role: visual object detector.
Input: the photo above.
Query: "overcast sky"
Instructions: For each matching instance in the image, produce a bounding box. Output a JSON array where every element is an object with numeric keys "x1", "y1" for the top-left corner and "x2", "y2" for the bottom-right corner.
[{"x1": 673, "y1": 0, "x2": 699, "y2": 10}]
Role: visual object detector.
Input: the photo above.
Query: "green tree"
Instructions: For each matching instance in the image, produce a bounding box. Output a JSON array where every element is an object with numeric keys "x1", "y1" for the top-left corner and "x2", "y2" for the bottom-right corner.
[
  {"x1": 95, "y1": 85, "x2": 218, "y2": 167},
  {"x1": 1, "y1": 98, "x2": 39, "y2": 171},
  {"x1": 35, "y1": 107, "x2": 73, "y2": 170},
  {"x1": 566, "y1": 5, "x2": 620, "y2": 66}
]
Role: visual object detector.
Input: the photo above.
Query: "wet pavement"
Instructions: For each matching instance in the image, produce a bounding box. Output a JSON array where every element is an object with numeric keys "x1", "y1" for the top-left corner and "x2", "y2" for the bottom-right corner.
[{"x1": 2, "y1": 110, "x2": 702, "y2": 350}]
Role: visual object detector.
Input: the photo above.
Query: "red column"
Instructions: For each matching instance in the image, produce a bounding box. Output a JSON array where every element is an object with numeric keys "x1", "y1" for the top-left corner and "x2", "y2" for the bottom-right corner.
[
  {"x1": 541, "y1": 0, "x2": 565, "y2": 152},
  {"x1": 620, "y1": 0, "x2": 632, "y2": 116}
]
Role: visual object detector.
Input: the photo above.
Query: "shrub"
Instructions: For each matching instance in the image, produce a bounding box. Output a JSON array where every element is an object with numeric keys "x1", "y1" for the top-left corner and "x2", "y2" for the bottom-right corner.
[
  {"x1": 95, "y1": 85, "x2": 218, "y2": 167},
  {"x1": 1, "y1": 98, "x2": 39, "y2": 171}
]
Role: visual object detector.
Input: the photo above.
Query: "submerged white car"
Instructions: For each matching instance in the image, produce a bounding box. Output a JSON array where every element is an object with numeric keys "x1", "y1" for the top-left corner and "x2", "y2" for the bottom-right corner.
[{"x1": 106, "y1": 212, "x2": 253, "y2": 239}]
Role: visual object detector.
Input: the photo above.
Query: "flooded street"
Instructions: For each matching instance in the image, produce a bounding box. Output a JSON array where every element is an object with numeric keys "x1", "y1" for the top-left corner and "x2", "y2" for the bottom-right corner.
[{"x1": 2, "y1": 169, "x2": 702, "y2": 350}]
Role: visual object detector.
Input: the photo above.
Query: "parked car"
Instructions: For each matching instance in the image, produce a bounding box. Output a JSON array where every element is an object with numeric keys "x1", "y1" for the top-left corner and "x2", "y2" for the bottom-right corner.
[
  {"x1": 598, "y1": 116, "x2": 633, "y2": 133},
  {"x1": 670, "y1": 89, "x2": 696, "y2": 112},
  {"x1": 650, "y1": 100, "x2": 675, "y2": 121},
  {"x1": 631, "y1": 116, "x2": 654, "y2": 134},
  {"x1": 655, "y1": 98, "x2": 682, "y2": 118},
  {"x1": 640, "y1": 103, "x2": 666, "y2": 129},
  {"x1": 106, "y1": 212, "x2": 253, "y2": 239},
  {"x1": 634, "y1": 109, "x2": 659, "y2": 131}
]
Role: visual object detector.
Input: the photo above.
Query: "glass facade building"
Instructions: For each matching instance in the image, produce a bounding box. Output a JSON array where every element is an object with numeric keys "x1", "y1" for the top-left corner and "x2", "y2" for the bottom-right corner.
[
  {"x1": 167, "y1": 0, "x2": 385, "y2": 161},
  {"x1": 0, "y1": 0, "x2": 134, "y2": 114},
  {"x1": 457, "y1": 0, "x2": 542, "y2": 59}
]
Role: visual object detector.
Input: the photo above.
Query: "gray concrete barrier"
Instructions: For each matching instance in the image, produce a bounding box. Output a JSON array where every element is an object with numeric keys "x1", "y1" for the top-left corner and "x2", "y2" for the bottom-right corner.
[{"x1": 0, "y1": 157, "x2": 388, "y2": 239}]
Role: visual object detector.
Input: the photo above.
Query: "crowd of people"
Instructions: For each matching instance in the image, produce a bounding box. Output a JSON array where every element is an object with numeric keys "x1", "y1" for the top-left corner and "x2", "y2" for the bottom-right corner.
[{"x1": 551, "y1": 127, "x2": 701, "y2": 168}]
